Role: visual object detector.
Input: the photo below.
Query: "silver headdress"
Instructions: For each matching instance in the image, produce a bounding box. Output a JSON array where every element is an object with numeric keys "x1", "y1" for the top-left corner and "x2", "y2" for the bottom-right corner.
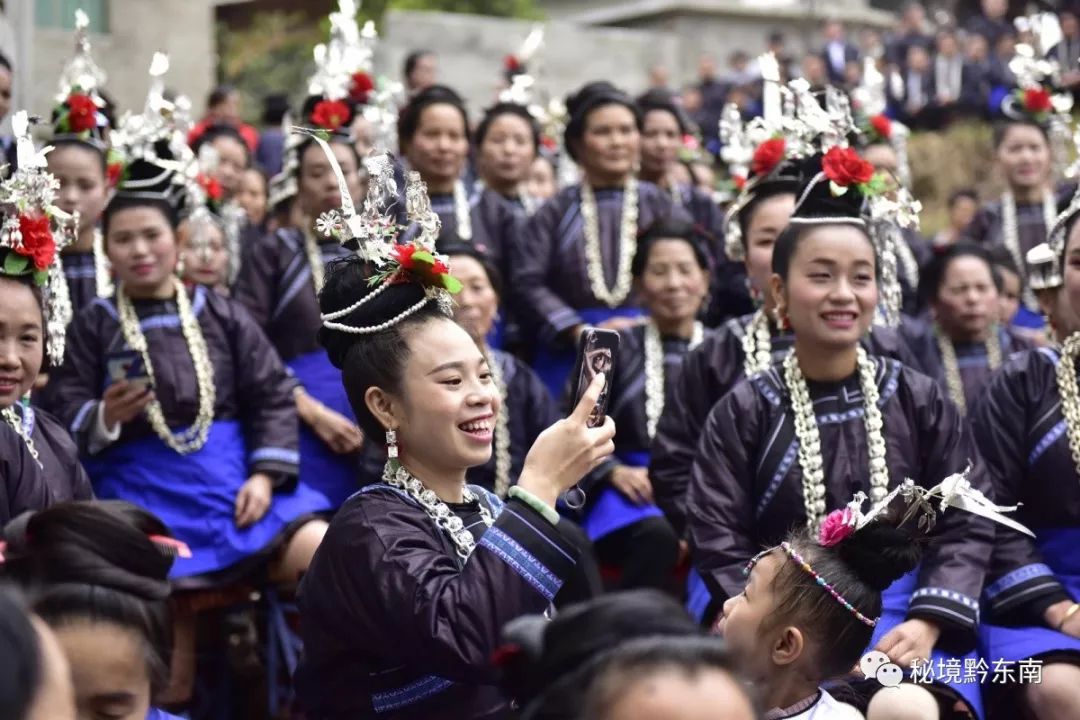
[
  {"x1": 55, "y1": 10, "x2": 107, "y2": 102},
  {"x1": 851, "y1": 59, "x2": 912, "y2": 189},
  {"x1": 0, "y1": 112, "x2": 79, "y2": 366},
  {"x1": 828, "y1": 464, "x2": 1033, "y2": 540},
  {"x1": 499, "y1": 25, "x2": 545, "y2": 107},
  {"x1": 720, "y1": 62, "x2": 841, "y2": 262},
  {"x1": 270, "y1": 0, "x2": 398, "y2": 208},
  {"x1": 302, "y1": 130, "x2": 460, "y2": 335},
  {"x1": 108, "y1": 53, "x2": 193, "y2": 208},
  {"x1": 1003, "y1": 14, "x2": 1074, "y2": 179}
]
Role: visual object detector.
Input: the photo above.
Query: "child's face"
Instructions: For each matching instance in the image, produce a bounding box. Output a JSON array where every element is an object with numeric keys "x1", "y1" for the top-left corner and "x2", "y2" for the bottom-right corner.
[{"x1": 719, "y1": 549, "x2": 783, "y2": 679}]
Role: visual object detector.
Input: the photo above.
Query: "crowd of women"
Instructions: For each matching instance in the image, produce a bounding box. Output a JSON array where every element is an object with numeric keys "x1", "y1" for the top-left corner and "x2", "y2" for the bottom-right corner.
[{"x1": 3, "y1": 3, "x2": 1080, "y2": 719}]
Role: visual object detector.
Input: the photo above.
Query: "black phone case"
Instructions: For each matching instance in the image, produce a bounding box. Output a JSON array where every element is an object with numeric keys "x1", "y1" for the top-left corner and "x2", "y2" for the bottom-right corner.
[{"x1": 569, "y1": 328, "x2": 621, "y2": 428}]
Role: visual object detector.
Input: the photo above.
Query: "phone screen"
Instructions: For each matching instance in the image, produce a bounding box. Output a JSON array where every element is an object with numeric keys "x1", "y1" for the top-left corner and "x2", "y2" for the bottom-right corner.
[
  {"x1": 106, "y1": 350, "x2": 152, "y2": 392},
  {"x1": 572, "y1": 329, "x2": 619, "y2": 428}
]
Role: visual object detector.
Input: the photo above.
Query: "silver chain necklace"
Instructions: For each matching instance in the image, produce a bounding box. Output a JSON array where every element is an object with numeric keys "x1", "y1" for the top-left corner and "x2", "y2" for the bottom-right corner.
[{"x1": 382, "y1": 460, "x2": 494, "y2": 559}]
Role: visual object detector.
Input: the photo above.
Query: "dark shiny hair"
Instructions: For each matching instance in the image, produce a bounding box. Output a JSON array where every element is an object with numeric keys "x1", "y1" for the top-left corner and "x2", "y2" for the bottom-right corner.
[
  {"x1": 404, "y1": 50, "x2": 435, "y2": 81},
  {"x1": 636, "y1": 89, "x2": 689, "y2": 135},
  {"x1": 191, "y1": 123, "x2": 251, "y2": 166},
  {"x1": 207, "y1": 85, "x2": 237, "y2": 109},
  {"x1": 631, "y1": 217, "x2": 710, "y2": 277},
  {"x1": 102, "y1": 195, "x2": 178, "y2": 237},
  {"x1": 992, "y1": 120, "x2": 1049, "y2": 149},
  {"x1": 0, "y1": 585, "x2": 41, "y2": 720},
  {"x1": 317, "y1": 257, "x2": 450, "y2": 437},
  {"x1": 770, "y1": 222, "x2": 876, "y2": 281},
  {"x1": 765, "y1": 520, "x2": 922, "y2": 679},
  {"x1": 577, "y1": 636, "x2": 754, "y2": 720},
  {"x1": 474, "y1": 102, "x2": 539, "y2": 153},
  {"x1": 398, "y1": 85, "x2": 469, "y2": 154},
  {"x1": 3, "y1": 501, "x2": 176, "y2": 695},
  {"x1": 737, "y1": 182, "x2": 797, "y2": 246},
  {"x1": 919, "y1": 242, "x2": 1000, "y2": 306},
  {"x1": 564, "y1": 81, "x2": 641, "y2": 162},
  {"x1": 437, "y1": 236, "x2": 504, "y2": 300}
]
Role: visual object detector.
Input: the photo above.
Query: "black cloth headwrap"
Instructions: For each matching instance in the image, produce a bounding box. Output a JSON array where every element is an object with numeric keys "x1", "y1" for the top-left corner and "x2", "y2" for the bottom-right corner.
[
  {"x1": 789, "y1": 154, "x2": 867, "y2": 226},
  {"x1": 564, "y1": 81, "x2": 640, "y2": 161}
]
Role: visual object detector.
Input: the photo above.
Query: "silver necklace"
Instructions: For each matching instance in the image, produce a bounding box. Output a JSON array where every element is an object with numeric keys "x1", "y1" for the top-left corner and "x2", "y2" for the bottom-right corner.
[
  {"x1": 2, "y1": 406, "x2": 41, "y2": 468},
  {"x1": 643, "y1": 320, "x2": 704, "y2": 439},
  {"x1": 1001, "y1": 190, "x2": 1055, "y2": 310},
  {"x1": 382, "y1": 460, "x2": 495, "y2": 559}
]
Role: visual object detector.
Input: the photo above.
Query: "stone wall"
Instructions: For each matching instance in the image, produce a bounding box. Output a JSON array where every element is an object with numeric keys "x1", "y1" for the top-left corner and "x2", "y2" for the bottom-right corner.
[
  {"x1": 25, "y1": 0, "x2": 217, "y2": 121},
  {"x1": 377, "y1": 6, "x2": 892, "y2": 114}
]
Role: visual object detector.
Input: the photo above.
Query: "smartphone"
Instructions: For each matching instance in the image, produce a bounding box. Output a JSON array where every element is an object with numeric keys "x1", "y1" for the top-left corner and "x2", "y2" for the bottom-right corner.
[
  {"x1": 569, "y1": 328, "x2": 620, "y2": 428},
  {"x1": 106, "y1": 350, "x2": 152, "y2": 393}
]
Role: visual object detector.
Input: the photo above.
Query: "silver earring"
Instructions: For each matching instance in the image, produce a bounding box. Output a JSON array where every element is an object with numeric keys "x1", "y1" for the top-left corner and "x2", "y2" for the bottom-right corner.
[{"x1": 385, "y1": 429, "x2": 398, "y2": 458}]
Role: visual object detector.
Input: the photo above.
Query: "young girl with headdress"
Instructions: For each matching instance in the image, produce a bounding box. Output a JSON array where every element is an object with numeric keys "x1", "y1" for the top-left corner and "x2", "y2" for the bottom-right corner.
[
  {"x1": 295, "y1": 131, "x2": 615, "y2": 716},
  {"x1": 720, "y1": 479, "x2": 1028, "y2": 719},
  {"x1": 46, "y1": 9, "x2": 115, "y2": 316},
  {"x1": 2, "y1": 500, "x2": 188, "y2": 720},
  {"x1": 511, "y1": 80, "x2": 679, "y2": 396},
  {"x1": 233, "y1": 4, "x2": 367, "y2": 510},
  {"x1": 969, "y1": 187, "x2": 1080, "y2": 718},
  {"x1": 0, "y1": 111, "x2": 93, "y2": 524},
  {"x1": 687, "y1": 150, "x2": 996, "y2": 718}
]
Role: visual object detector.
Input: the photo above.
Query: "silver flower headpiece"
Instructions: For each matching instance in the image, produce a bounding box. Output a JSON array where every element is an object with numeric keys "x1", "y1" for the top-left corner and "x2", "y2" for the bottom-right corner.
[
  {"x1": 308, "y1": 0, "x2": 376, "y2": 102},
  {"x1": 300, "y1": 131, "x2": 460, "y2": 335},
  {"x1": 0, "y1": 112, "x2": 78, "y2": 366},
  {"x1": 55, "y1": 9, "x2": 107, "y2": 102},
  {"x1": 823, "y1": 464, "x2": 1033, "y2": 544}
]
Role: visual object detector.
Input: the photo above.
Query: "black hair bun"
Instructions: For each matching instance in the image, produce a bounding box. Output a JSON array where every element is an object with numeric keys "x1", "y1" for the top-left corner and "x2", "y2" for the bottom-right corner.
[
  {"x1": 837, "y1": 521, "x2": 923, "y2": 592},
  {"x1": 317, "y1": 256, "x2": 433, "y2": 369},
  {"x1": 3, "y1": 501, "x2": 174, "y2": 601}
]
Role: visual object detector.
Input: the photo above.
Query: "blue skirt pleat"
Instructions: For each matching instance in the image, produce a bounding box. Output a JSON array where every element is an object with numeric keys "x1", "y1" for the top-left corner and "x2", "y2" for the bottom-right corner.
[
  {"x1": 288, "y1": 349, "x2": 360, "y2": 510},
  {"x1": 583, "y1": 449, "x2": 662, "y2": 541},
  {"x1": 84, "y1": 420, "x2": 329, "y2": 579},
  {"x1": 980, "y1": 529, "x2": 1080, "y2": 665},
  {"x1": 869, "y1": 569, "x2": 985, "y2": 717}
]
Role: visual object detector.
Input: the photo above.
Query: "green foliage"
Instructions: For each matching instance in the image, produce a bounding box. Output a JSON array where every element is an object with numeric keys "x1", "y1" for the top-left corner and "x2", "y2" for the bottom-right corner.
[{"x1": 215, "y1": 12, "x2": 324, "y2": 124}]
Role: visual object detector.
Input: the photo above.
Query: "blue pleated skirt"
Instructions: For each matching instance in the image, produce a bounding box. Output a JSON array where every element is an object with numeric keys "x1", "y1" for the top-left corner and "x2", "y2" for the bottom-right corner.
[
  {"x1": 583, "y1": 449, "x2": 663, "y2": 541},
  {"x1": 288, "y1": 349, "x2": 360, "y2": 510},
  {"x1": 979, "y1": 529, "x2": 1080, "y2": 665},
  {"x1": 85, "y1": 420, "x2": 329, "y2": 579},
  {"x1": 868, "y1": 568, "x2": 985, "y2": 717}
]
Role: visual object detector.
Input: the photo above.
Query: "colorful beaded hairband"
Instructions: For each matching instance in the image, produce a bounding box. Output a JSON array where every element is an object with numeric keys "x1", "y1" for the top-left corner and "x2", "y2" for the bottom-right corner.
[{"x1": 780, "y1": 541, "x2": 878, "y2": 628}]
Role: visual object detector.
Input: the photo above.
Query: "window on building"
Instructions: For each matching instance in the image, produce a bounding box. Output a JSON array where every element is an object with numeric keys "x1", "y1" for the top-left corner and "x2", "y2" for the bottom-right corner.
[{"x1": 35, "y1": 0, "x2": 109, "y2": 33}]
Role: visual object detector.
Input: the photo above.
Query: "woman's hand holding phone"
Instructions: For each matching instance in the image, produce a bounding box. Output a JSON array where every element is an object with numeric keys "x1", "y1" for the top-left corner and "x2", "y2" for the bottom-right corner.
[{"x1": 518, "y1": 372, "x2": 616, "y2": 508}]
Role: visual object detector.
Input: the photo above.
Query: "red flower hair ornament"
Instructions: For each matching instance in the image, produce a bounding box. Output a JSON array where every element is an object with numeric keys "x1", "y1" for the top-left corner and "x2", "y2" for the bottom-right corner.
[
  {"x1": 350, "y1": 72, "x2": 375, "y2": 104},
  {"x1": 822, "y1": 146, "x2": 884, "y2": 197},
  {"x1": 751, "y1": 138, "x2": 786, "y2": 178},
  {"x1": 311, "y1": 99, "x2": 351, "y2": 131},
  {"x1": 63, "y1": 92, "x2": 99, "y2": 134},
  {"x1": 869, "y1": 114, "x2": 892, "y2": 141}
]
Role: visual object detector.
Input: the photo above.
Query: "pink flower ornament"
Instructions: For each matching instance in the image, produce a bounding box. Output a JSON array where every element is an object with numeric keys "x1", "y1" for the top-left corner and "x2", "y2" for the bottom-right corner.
[{"x1": 818, "y1": 507, "x2": 856, "y2": 547}]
